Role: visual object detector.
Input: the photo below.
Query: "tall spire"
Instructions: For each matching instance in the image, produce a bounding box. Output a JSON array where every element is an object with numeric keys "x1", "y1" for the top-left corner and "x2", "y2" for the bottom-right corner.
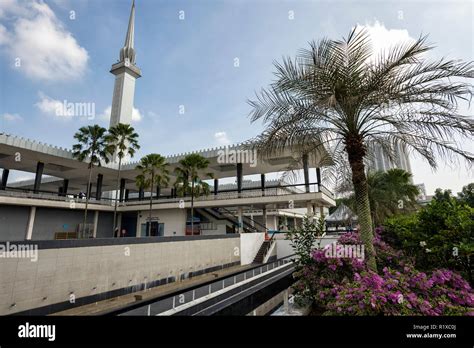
[
  {"x1": 120, "y1": 0, "x2": 136, "y2": 65},
  {"x1": 110, "y1": 0, "x2": 141, "y2": 129}
]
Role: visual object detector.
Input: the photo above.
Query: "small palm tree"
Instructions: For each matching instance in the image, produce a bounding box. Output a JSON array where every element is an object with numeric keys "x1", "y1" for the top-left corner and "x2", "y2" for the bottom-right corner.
[
  {"x1": 338, "y1": 169, "x2": 420, "y2": 226},
  {"x1": 72, "y1": 125, "x2": 112, "y2": 237},
  {"x1": 174, "y1": 154, "x2": 213, "y2": 235},
  {"x1": 106, "y1": 123, "x2": 140, "y2": 235},
  {"x1": 135, "y1": 154, "x2": 169, "y2": 236},
  {"x1": 248, "y1": 28, "x2": 473, "y2": 270}
]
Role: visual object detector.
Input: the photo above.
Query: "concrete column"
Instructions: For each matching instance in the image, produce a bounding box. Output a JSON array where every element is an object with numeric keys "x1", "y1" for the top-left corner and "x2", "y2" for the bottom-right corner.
[
  {"x1": 125, "y1": 189, "x2": 130, "y2": 202},
  {"x1": 119, "y1": 178, "x2": 126, "y2": 202},
  {"x1": 237, "y1": 163, "x2": 243, "y2": 197},
  {"x1": 136, "y1": 212, "x2": 141, "y2": 237},
  {"x1": 93, "y1": 210, "x2": 99, "y2": 238},
  {"x1": 1, "y1": 168, "x2": 9, "y2": 190},
  {"x1": 214, "y1": 178, "x2": 218, "y2": 196},
  {"x1": 96, "y1": 174, "x2": 103, "y2": 200},
  {"x1": 237, "y1": 207, "x2": 243, "y2": 233},
  {"x1": 33, "y1": 162, "x2": 44, "y2": 193},
  {"x1": 260, "y1": 174, "x2": 265, "y2": 196},
  {"x1": 250, "y1": 212, "x2": 255, "y2": 228},
  {"x1": 303, "y1": 154, "x2": 310, "y2": 193},
  {"x1": 88, "y1": 183, "x2": 93, "y2": 199},
  {"x1": 316, "y1": 167, "x2": 321, "y2": 192},
  {"x1": 61, "y1": 179, "x2": 69, "y2": 197},
  {"x1": 25, "y1": 206, "x2": 36, "y2": 240},
  {"x1": 306, "y1": 202, "x2": 314, "y2": 217},
  {"x1": 274, "y1": 215, "x2": 278, "y2": 231},
  {"x1": 293, "y1": 216, "x2": 297, "y2": 228}
]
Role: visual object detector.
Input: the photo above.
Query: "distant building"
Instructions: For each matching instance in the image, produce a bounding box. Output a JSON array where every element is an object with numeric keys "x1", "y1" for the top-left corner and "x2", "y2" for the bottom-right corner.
[
  {"x1": 369, "y1": 143, "x2": 412, "y2": 174},
  {"x1": 416, "y1": 183, "x2": 427, "y2": 200}
]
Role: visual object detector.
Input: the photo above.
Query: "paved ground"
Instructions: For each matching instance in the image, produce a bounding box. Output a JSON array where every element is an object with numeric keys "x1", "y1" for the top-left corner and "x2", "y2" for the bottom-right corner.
[{"x1": 51, "y1": 264, "x2": 252, "y2": 316}]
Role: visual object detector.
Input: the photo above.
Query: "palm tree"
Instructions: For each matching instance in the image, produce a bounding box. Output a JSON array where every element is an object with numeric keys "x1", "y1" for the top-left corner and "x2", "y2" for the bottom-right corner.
[
  {"x1": 72, "y1": 125, "x2": 112, "y2": 238},
  {"x1": 135, "y1": 154, "x2": 169, "y2": 236},
  {"x1": 248, "y1": 28, "x2": 473, "y2": 271},
  {"x1": 106, "y1": 123, "x2": 140, "y2": 235},
  {"x1": 174, "y1": 154, "x2": 213, "y2": 235},
  {"x1": 337, "y1": 169, "x2": 420, "y2": 226}
]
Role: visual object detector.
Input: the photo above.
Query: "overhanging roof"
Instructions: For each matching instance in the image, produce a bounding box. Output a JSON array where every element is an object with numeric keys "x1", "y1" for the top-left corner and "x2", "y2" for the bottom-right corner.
[{"x1": 0, "y1": 133, "x2": 333, "y2": 193}]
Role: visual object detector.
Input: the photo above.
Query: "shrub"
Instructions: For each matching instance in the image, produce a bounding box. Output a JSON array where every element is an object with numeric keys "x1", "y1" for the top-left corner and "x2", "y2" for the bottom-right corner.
[
  {"x1": 293, "y1": 229, "x2": 474, "y2": 316},
  {"x1": 384, "y1": 189, "x2": 474, "y2": 284}
]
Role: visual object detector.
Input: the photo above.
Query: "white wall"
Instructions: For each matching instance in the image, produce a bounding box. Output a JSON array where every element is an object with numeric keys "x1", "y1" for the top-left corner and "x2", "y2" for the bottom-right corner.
[
  {"x1": 0, "y1": 236, "x2": 240, "y2": 315},
  {"x1": 136, "y1": 208, "x2": 186, "y2": 236},
  {"x1": 276, "y1": 235, "x2": 338, "y2": 259},
  {"x1": 240, "y1": 232, "x2": 265, "y2": 265}
]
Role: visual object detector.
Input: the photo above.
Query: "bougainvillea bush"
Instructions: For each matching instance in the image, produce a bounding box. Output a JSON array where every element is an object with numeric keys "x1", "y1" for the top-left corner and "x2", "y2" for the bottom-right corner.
[{"x1": 293, "y1": 229, "x2": 474, "y2": 316}]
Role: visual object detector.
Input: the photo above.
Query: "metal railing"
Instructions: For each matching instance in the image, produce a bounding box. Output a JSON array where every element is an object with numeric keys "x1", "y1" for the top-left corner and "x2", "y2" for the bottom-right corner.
[
  {"x1": 104, "y1": 254, "x2": 295, "y2": 316},
  {"x1": 0, "y1": 182, "x2": 334, "y2": 206}
]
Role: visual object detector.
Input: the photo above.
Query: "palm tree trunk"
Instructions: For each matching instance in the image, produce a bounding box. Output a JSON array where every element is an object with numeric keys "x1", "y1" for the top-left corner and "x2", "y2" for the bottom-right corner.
[
  {"x1": 113, "y1": 157, "x2": 122, "y2": 235},
  {"x1": 148, "y1": 173, "x2": 154, "y2": 236},
  {"x1": 191, "y1": 180, "x2": 195, "y2": 235},
  {"x1": 346, "y1": 136, "x2": 377, "y2": 271},
  {"x1": 83, "y1": 164, "x2": 93, "y2": 238}
]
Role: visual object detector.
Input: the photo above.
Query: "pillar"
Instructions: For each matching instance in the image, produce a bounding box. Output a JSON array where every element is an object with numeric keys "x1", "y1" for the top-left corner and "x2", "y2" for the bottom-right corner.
[
  {"x1": 62, "y1": 179, "x2": 69, "y2": 197},
  {"x1": 33, "y1": 162, "x2": 44, "y2": 193},
  {"x1": 25, "y1": 206, "x2": 36, "y2": 240},
  {"x1": 302, "y1": 154, "x2": 309, "y2": 193},
  {"x1": 237, "y1": 207, "x2": 244, "y2": 233},
  {"x1": 237, "y1": 163, "x2": 243, "y2": 196},
  {"x1": 156, "y1": 186, "x2": 161, "y2": 199},
  {"x1": 1, "y1": 168, "x2": 9, "y2": 190},
  {"x1": 316, "y1": 167, "x2": 321, "y2": 192},
  {"x1": 306, "y1": 202, "x2": 314, "y2": 218},
  {"x1": 88, "y1": 183, "x2": 93, "y2": 199},
  {"x1": 260, "y1": 174, "x2": 265, "y2": 196},
  {"x1": 125, "y1": 189, "x2": 130, "y2": 202},
  {"x1": 119, "y1": 178, "x2": 126, "y2": 202},
  {"x1": 96, "y1": 174, "x2": 103, "y2": 200},
  {"x1": 93, "y1": 210, "x2": 99, "y2": 238},
  {"x1": 214, "y1": 178, "x2": 218, "y2": 196},
  {"x1": 136, "y1": 212, "x2": 142, "y2": 237},
  {"x1": 139, "y1": 187, "x2": 144, "y2": 201}
]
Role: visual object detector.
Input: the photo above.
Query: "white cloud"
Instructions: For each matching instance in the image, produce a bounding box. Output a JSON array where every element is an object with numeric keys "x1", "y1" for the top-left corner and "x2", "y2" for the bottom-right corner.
[
  {"x1": 132, "y1": 108, "x2": 142, "y2": 122},
  {"x1": 355, "y1": 20, "x2": 416, "y2": 64},
  {"x1": 2, "y1": 113, "x2": 23, "y2": 122},
  {"x1": 99, "y1": 105, "x2": 143, "y2": 123},
  {"x1": 0, "y1": 25, "x2": 9, "y2": 45},
  {"x1": 0, "y1": 0, "x2": 88, "y2": 81},
  {"x1": 35, "y1": 92, "x2": 73, "y2": 117},
  {"x1": 214, "y1": 131, "x2": 231, "y2": 146}
]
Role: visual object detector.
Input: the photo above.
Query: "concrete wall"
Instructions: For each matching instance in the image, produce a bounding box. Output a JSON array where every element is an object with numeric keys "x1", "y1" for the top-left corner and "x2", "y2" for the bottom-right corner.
[
  {"x1": 136, "y1": 208, "x2": 186, "y2": 237},
  {"x1": 97, "y1": 212, "x2": 114, "y2": 238},
  {"x1": 32, "y1": 208, "x2": 95, "y2": 240},
  {"x1": 240, "y1": 232, "x2": 265, "y2": 265},
  {"x1": 0, "y1": 205, "x2": 114, "y2": 241},
  {"x1": 0, "y1": 235, "x2": 240, "y2": 315},
  {"x1": 276, "y1": 235, "x2": 338, "y2": 259},
  {"x1": 0, "y1": 205, "x2": 29, "y2": 241}
]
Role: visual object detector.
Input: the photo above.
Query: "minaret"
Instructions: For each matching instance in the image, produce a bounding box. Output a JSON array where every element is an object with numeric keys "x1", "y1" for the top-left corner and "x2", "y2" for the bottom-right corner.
[{"x1": 109, "y1": 0, "x2": 141, "y2": 127}]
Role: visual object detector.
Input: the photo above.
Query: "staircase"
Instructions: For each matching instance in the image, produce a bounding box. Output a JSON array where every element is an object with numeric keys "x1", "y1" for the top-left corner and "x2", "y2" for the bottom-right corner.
[
  {"x1": 197, "y1": 208, "x2": 258, "y2": 233},
  {"x1": 253, "y1": 240, "x2": 272, "y2": 263}
]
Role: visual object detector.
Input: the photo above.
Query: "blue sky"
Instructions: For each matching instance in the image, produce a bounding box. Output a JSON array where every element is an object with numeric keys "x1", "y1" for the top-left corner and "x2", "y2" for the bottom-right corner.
[{"x1": 0, "y1": 0, "x2": 473, "y2": 194}]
